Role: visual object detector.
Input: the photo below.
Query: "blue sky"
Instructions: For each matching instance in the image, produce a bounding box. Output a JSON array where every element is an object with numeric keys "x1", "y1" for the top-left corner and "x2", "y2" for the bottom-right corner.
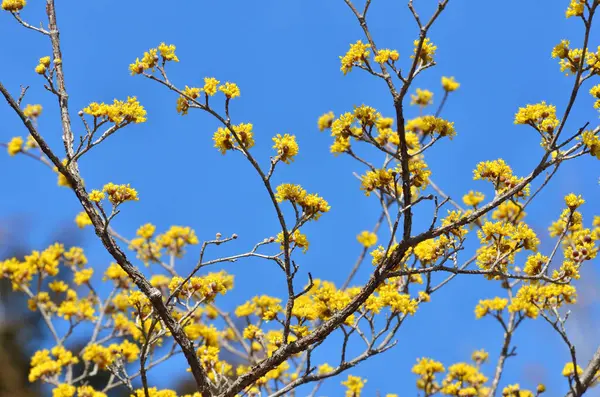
[{"x1": 1, "y1": 0, "x2": 600, "y2": 395}]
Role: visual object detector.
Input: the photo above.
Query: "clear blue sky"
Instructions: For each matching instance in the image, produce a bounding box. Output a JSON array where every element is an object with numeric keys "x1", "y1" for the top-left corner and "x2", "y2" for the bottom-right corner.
[{"x1": 1, "y1": 1, "x2": 600, "y2": 395}]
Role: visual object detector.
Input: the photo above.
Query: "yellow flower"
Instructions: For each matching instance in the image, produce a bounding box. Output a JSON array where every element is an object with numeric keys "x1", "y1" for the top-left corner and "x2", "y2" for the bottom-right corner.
[
  {"x1": 342, "y1": 375, "x2": 366, "y2": 397},
  {"x1": 35, "y1": 63, "x2": 47, "y2": 74},
  {"x1": 102, "y1": 183, "x2": 139, "y2": 205},
  {"x1": 357, "y1": 231, "x2": 377, "y2": 248},
  {"x1": 475, "y1": 297, "x2": 508, "y2": 319},
  {"x1": 75, "y1": 211, "x2": 92, "y2": 228},
  {"x1": 276, "y1": 229, "x2": 310, "y2": 253},
  {"x1": 565, "y1": 193, "x2": 585, "y2": 210},
  {"x1": 405, "y1": 116, "x2": 456, "y2": 138},
  {"x1": 276, "y1": 183, "x2": 329, "y2": 220},
  {"x1": 581, "y1": 130, "x2": 600, "y2": 159},
  {"x1": 318, "y1": 111, "x2": 335, "y2": 131},
  {"x1": 1, "y1": 0, "x2": 26, "y2": 12},
  {"x1": 272, "y1": 134, "x2": 299, "y2": 163},
  {"x1": 412, "y1": 38, "x2": 437, "y2": 64},
  {"x1": 514, "y1": 101, "x2": 559, "y2": 137},
  {"x1": 25, "y1": 135, "x2": 38, "y2": 149},
  {"x1": 219, "y1": 82, "x2": 241, "y2": 99},
  {"x1": 137, "y1": 223, "x2": 156, "y2": 239},
  {"x1": 562, "y1": 362, "x2": 583, "y2": 377},
  {"x1": 462, "y1": 191, "x2": 484, "y2": 207},
  {"x1": 74, "y1": 268, "x2": 94, "y2": 286},
  {"x1": 52, "y1": 384, "x2": 75, "y2": 397},
  {"x1": 374, "y1": 49, "x2": 399, "y2": 63},
  {"x1": 7, "y1": 136, "x2": 23, "y2": 156},
  {"x1": 83, "y1": 97, "x2": 146, "y2": 124},
  {"x1": 129, "y1": 47, "x2": 161, "y2": 75},
  {"x1": 566, "y1": 0, "x2": 584, "y2": 18},
  {"x1": 49, "y1": 280, "x2": 69, "y2": 293},
  {"x1": 76, "y1": 386, "x2": 106, "y2": 397},
  {"x1": 203, "y1": 77, "x2": 220, "y2": 96},
  {"x1": 213, "y1": 123, "x2": 255, "y2": 154},
  {"x1": 552, "y1": 39, "x2": 571, "y2": 59},
  {"x1": 176, "y1": 86, "x2": 201, "y2": 115},
  {"x1": 411, "y1": 88, "x2": 433, "y2": 106},
  {"x1": 23, "y1": 104, "x2": 43, "y2": 118},
  {"x1": 441, "y1": 76, "x2": 460, "y2": 92},
  {"x1": 340, "y1": 40, "x2": 371, "y2": 75},
  {"x1": 89, "y1": 190, "x2": 105, "y2": 203},
  {"x1": 157, "y1": 42, "x2": 179, "y2": 62},
  {"x1": 471, "y1": 349, "x2": 489, "y2": 364}
]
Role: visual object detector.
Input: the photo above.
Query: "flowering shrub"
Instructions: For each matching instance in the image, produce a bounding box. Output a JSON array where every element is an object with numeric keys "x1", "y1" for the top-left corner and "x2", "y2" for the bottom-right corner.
[{"x1": 1, "y1": 0, "x2": 600, "y2": 396}]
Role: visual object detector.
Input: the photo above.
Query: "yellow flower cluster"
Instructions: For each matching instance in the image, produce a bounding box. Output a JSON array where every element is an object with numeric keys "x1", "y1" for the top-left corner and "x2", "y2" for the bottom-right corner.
[
  {"x1": 566, "y1": 0, "x2": 585, "y2": 18},
  {"x1": 405, "y1": 115, "x2": 456, "y2": 139},
  {"x1": 414, "y1": 235, "x2": 451, "y2": 264},
  {"x1": 218, "y1": 82, "x2": 241, "y2": 99},
  {"x1": 90, "y1": 183, "x2": 139, "y2": 205},
  {"x1": 492, "y1": 201, "x2": 525, "y2": 223},
  {"x1": 129, "y1": 43, "x2": 179, "y2": 75},
  {"x1": 475, "y1": 297, "x2": 508, "y2": 319},
  {"x1": 412, "y1": 357, "x2": 445, "y2": 394},
  {"x1": 412, "y1": 38, "x2": 437, "y2": 65},
  {"x1": 276, "y1": 229, "x2": 310, "y2": 253},
  {"x1": 272, "y1": 133, "x2": 299, "y2": 163},
  {"x1": 82, "y1": 97, "x2": 147, "y2": 124},
  {"x1": 509, "y1": 283, "x2": 577, "y2": 318},
  {"x1": 318, "y1": 111, "x2": 335, "y2": 131},
  {"x1": 340, "y1": 40, "x2": 371, "y2": 75},
  {"x1": 168, "y1": 271, "x2": 234, "y2": 302},
  {"x1": 23, "y1": 103, "x2": 42, "y2": 118},
  {"x1": 473, "y1": 159, "x2": 529, "y2": 197},
  {"x1": 1, "y1": 0, "x2": 25, "y2": 11},
  {"x1": 591, "y1": 84, "x2": 600, "y2": 110},
  {"x1": 75, "y1": 211, "x2": 92, "y2": 228},
  {"x1": 275, "y1": 183, "x2": 330, "y2": 220},
  {"x1": 565, "y1": 193, "x2": 585, "y2": 210},
  {"x1": 360, "y1": 168, "x2": 395, "y2": 196},
  {"x1": 562, "y1": 362, "x2": 583, "y2": 377},
  {"x1": 514, "y1": 101, "x2": 559, "y2": 145},
  {"x1": 502, "y1": 384, "x2": 535, "y2": 397},
  {"x1": 82, "y1": 340, "x2": 140, "y2": 369},
  {"x1": 236, "y1": 295, "x2": 283, "y2": 321},
  {"x1": 441, "y1": 362, "x2": 489, "y2": 396},
  {"x1": 129, "y1": 224, "x2": 199, "y2": 263},
  {"x1": 412, "y1": 352, "x2": 492, "y2": 396},
  {"x1": 213, "y1": 122, "x2": 255, "y2": 154},
  {"x1": 52, "y1": 384, "x2": 107, "y2": 397},
  {"x1": 357, "y1": 231, "x2": 377, "y2": 248},
  {"x1": 7, "y1": 136, "x2": 23, "y2": 156},
  {"x1": 476, "y1": 221, "x2": 539, "y2": 274},
  {"x1": 175, "y1": 85, "x2": 201, "y2": 115},
  {"x1": 56, "y1": 289, "x2": 96, "y2": 321},
  {"x1": 35, "y1": 56, "x2": 51, "y2": 74},
  {"x1": 374, "y1": 49, "x2": 399, "y2": 64},
  {"x1": 29, "y1": 346, "x2": 79, "y2": 382},
  {"x1": 442, "y1": 76, "x2": 460, "y2": 92},
  {"x1": 131, "y1": 388, "x2": 178, "y2": 397},
  {"x1": 0, "y1": 243, "x2": 66, "y2": 290},
  {"x1": 551, "y1": 40, "x2": 600, "y2": 76},
  {"x1": 463, "y1": 191, "x2": 485, "y2": 207},
  {"x1": 342, "y1": 375, "x2": 366, "y2": 397},
  {"x1": 365, "y1": 278, "x2": 420, "y2": 315},
  {"x1": 410, "y1": 88, "x2": 433, "y2": 107}
]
